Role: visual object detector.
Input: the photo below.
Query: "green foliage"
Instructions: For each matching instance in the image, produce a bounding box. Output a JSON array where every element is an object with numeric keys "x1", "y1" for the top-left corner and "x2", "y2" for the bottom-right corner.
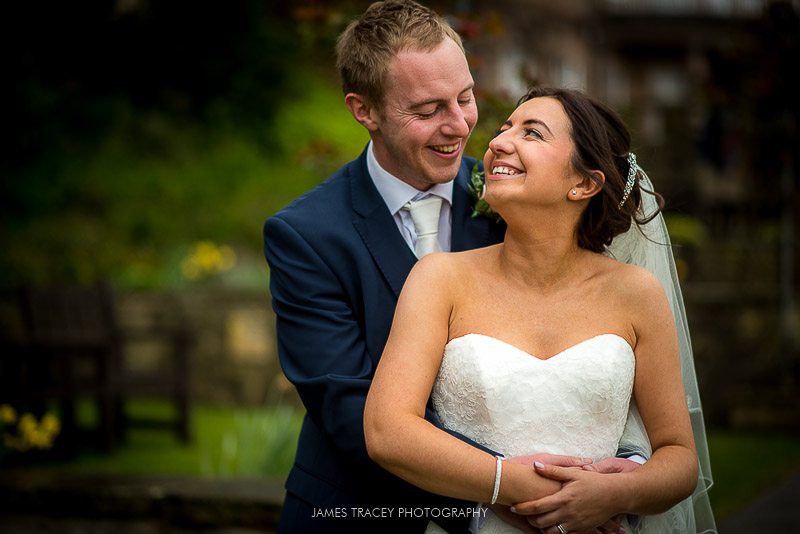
[
  {"x1": 467, "y1": 162, "x2": 501, "y2": 222},
  {"x1": 1, "y1": 70, "x2": 366, "y2": 290},
  {"x1": 200, "y1": 406, "x2": 303, "y2": 477},
  {"x1": 4, "y1": 1, "x2": 300, "y2": 168},
  {"x1": 663, "y1": 214, "x2": 710, "y2": 247},
  {"x1": 274, "y1": 69, "x2": 369, "y2": 165},
  {"x1": 1, "y1": 1, "x2": 377, "y2": 290}
]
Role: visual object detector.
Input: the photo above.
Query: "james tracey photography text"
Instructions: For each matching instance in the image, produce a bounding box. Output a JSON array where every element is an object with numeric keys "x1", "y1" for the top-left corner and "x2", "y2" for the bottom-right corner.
[{"x1": 311, "y1": 507, "x2": 489, "y2": 519}]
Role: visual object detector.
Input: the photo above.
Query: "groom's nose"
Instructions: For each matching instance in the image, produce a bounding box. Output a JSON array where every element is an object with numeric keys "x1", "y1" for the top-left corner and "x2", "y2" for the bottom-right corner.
[{"x1": 440, "y1": 101, "x2": 475, "y2": 138}]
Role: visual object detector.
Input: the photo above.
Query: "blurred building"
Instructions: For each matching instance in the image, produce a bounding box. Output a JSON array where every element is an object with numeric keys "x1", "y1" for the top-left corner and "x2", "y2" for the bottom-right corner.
[{"x1": 463, "y1": 0, "x2": 773, "y2": 204}]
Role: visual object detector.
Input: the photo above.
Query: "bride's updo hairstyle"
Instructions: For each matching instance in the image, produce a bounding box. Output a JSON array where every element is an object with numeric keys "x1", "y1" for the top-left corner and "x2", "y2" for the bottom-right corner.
[{"x1": 517, "y1": 87, "x2": 664, "y2": 253}]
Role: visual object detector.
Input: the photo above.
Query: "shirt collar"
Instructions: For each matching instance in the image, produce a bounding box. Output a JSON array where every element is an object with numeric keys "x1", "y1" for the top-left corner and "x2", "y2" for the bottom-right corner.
[{"x1": 366, "y1": 141, "x2": 453, "y2": 215}]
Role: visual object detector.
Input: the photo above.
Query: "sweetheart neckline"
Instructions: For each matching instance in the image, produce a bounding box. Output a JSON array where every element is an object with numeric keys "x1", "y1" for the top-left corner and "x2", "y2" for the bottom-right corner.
[{"x1": 445, "y1": 332, "x2": 633, "y2": 362}]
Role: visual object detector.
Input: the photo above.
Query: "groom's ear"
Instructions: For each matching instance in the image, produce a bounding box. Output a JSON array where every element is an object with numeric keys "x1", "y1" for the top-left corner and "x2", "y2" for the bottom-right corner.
[
  {"x1": 569, "y1": 170, "x2": 605, "y2": 201},
  {"x1": 345, "y1": 93, "x2": 380, "y2": 132}
]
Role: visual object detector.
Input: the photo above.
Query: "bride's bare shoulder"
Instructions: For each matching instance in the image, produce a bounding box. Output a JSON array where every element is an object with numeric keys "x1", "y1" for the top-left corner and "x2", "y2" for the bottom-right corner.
[
  {"x1": 600, "y1": 257, "x2": 668, "y2": 313},
  {"x1": 409, "y1": 246, "x2": 498, "y2": 287}
]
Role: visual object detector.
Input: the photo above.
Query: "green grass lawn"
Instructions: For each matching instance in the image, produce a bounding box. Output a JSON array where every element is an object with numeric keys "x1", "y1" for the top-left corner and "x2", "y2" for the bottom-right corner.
[
  {"x1": 9, "y1": 401, "x2": 799, "y2": 523},
  {"x1": 707, "y1": 429, "x2": 800, "y2": 521},
  {"x1": 30, "y1": 400, "x2": 304, "y2": 479}
]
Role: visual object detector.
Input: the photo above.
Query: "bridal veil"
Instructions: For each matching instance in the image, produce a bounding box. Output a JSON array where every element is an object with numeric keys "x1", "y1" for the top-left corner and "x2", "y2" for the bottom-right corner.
[{"x1": 606, "y1": 174, "x2": 716, "y2": 533}]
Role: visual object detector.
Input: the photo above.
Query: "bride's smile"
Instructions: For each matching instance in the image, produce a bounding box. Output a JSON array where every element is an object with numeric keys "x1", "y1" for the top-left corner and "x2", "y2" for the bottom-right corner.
[{"x1": 487, "y1": 160, "x2": 525, "y2": 180}]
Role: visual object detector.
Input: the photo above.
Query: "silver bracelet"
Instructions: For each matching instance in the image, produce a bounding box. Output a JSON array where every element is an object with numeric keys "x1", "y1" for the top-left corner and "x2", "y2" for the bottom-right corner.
[{"x1": 490, "y1": 456, "x2": 503, "y2": 505}]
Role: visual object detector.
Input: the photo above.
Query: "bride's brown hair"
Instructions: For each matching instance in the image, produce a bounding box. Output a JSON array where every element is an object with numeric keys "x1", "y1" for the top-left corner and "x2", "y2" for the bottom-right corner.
[{"x1": 517, "y1": 87, "x2": 664, "y2": 253}]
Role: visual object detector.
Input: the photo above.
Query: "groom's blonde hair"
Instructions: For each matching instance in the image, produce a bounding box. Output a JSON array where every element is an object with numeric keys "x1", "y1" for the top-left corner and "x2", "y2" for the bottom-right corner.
[{"x1": 336, "y1": 0, "x2": 464, "y2": 108}]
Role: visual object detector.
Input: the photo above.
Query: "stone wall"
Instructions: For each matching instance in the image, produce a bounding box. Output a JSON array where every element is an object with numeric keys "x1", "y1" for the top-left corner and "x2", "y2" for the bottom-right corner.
[
  {"x1": 115, "y1": 288, "x2": 299, "y2": 408},
  {"x1": 0, "y1": 286, "x2": 298, "y2": 410}
]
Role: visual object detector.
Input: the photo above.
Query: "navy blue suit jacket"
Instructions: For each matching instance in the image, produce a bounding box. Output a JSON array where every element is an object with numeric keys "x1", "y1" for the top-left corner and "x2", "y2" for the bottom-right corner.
[{"x1": 264, "y1": 148, "x2": 505, "y2": 532}]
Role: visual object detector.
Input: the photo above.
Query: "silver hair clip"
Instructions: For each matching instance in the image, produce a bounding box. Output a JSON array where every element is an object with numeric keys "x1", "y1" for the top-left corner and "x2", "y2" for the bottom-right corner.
[{"x1": 618, "y1": 153, "x2": 638, "y2": 209}]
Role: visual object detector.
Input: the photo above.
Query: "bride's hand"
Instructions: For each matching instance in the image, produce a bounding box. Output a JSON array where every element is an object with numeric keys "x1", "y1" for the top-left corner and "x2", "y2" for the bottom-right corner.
[
  {"x1": 506, "y1": 452, "x2": 593, "y2": 469},
  {"x1": 511, "y1": 462, "x2": 627, "y2": 534}
]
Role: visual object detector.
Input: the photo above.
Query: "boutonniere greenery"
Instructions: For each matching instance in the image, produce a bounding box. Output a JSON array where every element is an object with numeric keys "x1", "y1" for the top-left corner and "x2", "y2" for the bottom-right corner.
[{"x1": 468, "y1": 161, "x2": 502, "y2": 222}]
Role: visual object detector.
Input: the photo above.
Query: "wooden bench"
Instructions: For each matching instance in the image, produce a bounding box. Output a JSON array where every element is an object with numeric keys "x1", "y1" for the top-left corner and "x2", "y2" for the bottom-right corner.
[{"x1": 1, "y1": 283, "x2": 191, "y2": 451}]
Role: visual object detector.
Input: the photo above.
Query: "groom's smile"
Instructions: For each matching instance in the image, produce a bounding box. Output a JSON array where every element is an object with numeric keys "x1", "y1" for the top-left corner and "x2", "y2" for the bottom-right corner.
[{"x1": 429, "y1": 141, "x2": 462, "y2": 155}]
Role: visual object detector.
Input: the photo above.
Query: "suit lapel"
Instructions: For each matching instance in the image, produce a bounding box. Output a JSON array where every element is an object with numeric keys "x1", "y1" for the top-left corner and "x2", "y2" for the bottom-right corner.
[
  {"x1": 350, "y1": 152, "x2": 504, "y2": 296},
  {"x1": 350, "y1": 150, "x2": 417, "y2": 298}
]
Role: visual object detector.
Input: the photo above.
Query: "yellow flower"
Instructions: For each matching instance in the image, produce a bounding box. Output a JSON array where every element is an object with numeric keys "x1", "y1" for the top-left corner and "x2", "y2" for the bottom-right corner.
[
  {"x1": 18, "y1": 413, "x2": 36, "y2": 434},
  {"x1": 181, "y1": 241, "x2": 237, "y2": 280},
  {"x1": 0, "y1": 404, "x2": 16, "y2": 424},
  {"x1": 1, "y1": 406, "x2": 62, "y2": 450},
  {"x1": 41, "y1": 413, "x2": 61, "y2": 436},
  {"x1": 29, "y1": 429, "x2": 53, "y2": 449}
]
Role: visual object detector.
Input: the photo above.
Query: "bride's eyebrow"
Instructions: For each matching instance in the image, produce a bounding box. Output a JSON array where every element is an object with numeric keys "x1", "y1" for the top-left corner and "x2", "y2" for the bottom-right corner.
[{"x1": 501, "y1": 118, "x2": 553, "y2": 135}]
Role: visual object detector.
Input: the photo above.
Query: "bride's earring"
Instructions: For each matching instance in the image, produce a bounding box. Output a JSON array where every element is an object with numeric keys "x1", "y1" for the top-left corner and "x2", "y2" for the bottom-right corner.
[{"x1": 570, "y1": 190, "x2": 578, "y2": 197}]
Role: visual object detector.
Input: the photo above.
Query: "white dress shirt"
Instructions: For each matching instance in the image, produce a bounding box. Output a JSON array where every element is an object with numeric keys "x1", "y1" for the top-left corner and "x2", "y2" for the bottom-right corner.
[{"x1": 366, "y1": 141, "x2": 453, "y2": 253}]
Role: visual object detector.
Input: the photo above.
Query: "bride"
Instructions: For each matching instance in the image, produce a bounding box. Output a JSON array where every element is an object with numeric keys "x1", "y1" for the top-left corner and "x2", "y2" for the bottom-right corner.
[{"x1": 364, "y1": 86, "x2": 715, "y2": 533}]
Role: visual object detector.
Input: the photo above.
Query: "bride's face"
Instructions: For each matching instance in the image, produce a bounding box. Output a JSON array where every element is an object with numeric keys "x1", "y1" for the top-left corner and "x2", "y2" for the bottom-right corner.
[{"x1": 483, "y1": 97, "x2": 579, "y2": 207}]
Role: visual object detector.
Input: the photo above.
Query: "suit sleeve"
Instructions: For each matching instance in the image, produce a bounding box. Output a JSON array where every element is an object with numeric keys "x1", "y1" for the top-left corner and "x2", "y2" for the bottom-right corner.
[
  {"x1": 265, "y1": 215, "x2": 497, "y2": 468},
  {"x1": 264, "y1": 215, "x2": 383, "y2": 464}
]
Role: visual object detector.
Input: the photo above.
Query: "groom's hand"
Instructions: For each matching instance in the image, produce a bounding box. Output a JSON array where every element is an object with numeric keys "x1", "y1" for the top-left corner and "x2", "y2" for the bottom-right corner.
[
  {"x1": 507, "y1": 452, "x2": 593, "y2": 468},
  {"x1": 581, "y1": 457, "x2": 640, "y2": 474},
  {"x1": 488, "y1": 504, "x2": 540, "y2": 533},
  {"x1": 579, "y1": 459, "x2": 639, "y2": 533}
]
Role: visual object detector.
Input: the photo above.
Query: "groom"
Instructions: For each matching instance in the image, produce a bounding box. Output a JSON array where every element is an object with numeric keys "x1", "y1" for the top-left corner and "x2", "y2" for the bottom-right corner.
[
  {"x1": 264, "y1": 2, "x2": 504, "y2": 531},
  {"x1": 264, "y1": 1, "x2": 635, "y2": 532}
]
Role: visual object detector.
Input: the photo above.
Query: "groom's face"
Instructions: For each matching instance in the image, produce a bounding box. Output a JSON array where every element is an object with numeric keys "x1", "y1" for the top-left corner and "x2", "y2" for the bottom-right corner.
[{"x1": 370, "y1": 38, "x2": 477, "y2": 191}]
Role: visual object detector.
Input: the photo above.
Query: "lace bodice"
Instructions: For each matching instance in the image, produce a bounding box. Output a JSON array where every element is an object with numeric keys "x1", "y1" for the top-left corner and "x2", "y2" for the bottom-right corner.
[
  {"x1": 432, "y1": 333, "x2": 635, "y2": 462},
  {"x1": 428, "y1": 334, "x2": 636, "y2": 533}
]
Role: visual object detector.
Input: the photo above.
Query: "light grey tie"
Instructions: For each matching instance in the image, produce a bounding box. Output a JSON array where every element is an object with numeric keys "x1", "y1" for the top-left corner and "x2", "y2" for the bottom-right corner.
[{"x1": 403, "y1": 196, "x2": 443, "y2": 258}]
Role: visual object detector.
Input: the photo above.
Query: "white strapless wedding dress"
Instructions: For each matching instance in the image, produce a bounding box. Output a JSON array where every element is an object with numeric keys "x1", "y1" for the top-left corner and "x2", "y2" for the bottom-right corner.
[{"x1": 430, "y1": 333, "x2": 635, "y2": 533}]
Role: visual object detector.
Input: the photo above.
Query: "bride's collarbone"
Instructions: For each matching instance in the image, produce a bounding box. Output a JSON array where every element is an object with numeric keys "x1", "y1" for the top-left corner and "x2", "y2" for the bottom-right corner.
[
  {"x1": 451, "y1": 288, "x2": 629, "y2": 354},
  {"x1": 466, "y1": 260, "x2": 614, "y2": 298},
  {"x1": 461, "y1": 278, "x2": 610, "y2": 310}
]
